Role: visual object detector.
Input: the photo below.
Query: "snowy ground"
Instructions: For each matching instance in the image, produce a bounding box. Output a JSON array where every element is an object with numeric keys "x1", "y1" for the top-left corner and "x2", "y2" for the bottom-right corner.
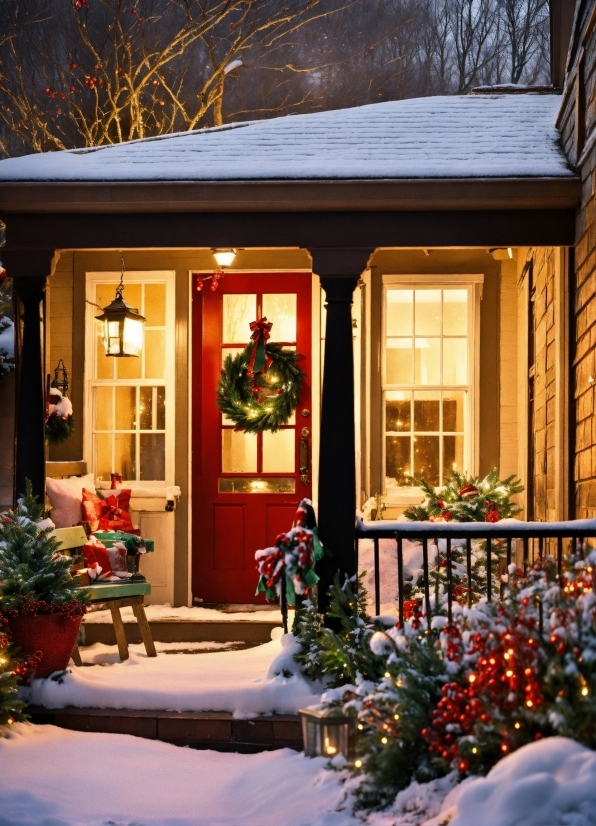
[
  {"x1": 0, "y1": 726, "x2": 593, "y2": 826},
  {"x1": 359, "y1": 537, "x2": 433, "y2": 616},
  {"x1": 22, "y1": 634, "x2": 323, "y2": 717},
  {"x1": 83, "y1": 603, "x2": 283, "y2": 624}
]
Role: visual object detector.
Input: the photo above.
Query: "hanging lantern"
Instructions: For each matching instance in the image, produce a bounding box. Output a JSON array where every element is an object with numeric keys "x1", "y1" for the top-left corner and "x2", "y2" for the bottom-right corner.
[
  {"x1": 211, "y1": 248, "x2": 236, "y2": 269},
  {"x1": 299, "y1": 705, "x2": 357, "y2": 759},
  {"x1": 50, "y1": 359, "x2": 69, "y2": 394},
  {"x1": 96, "y1": 252, "x2": 145, "y2": 357}
]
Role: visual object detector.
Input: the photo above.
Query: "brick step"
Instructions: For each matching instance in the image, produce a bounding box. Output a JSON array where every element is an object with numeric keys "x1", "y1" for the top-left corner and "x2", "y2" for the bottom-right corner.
[
  {"x1": 28, "y1": 707, "x2": 303, "y2": 752},
  {"x1": 80, "y1": 619, "x2": 281, "y2": 647}
]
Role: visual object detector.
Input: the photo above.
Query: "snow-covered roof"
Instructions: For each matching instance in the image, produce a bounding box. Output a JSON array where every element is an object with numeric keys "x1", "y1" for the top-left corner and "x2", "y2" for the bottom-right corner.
[{"x1": 0, "y1": 95, "x2": 572, "y2": 183}]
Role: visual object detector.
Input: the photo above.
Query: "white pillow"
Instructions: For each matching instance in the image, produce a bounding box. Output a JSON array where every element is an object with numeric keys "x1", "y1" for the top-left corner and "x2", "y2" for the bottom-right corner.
[{"x1": 46, "y1": 473, "x2": 96, "y2": 528}]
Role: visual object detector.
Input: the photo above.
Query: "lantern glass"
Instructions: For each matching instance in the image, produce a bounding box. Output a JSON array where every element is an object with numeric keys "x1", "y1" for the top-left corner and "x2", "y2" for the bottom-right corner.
[
  {"x1": 122, "y1": 315, "x2": 144, "y2": 357},
  {"x1": 299, "y1": 707, "x2": 355, "y2": 759},
  {"x1": 213, "y1": 249, "x2": 236, "y2": 268}
]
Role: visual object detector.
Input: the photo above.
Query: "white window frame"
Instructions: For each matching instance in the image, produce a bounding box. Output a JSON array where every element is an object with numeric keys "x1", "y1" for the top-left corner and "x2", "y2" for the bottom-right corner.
[
  {"x1": 381, "y1": 274, "x2": 483, "y2": 504},
  {"x1": 84, "y1": 270, "x2": 176, "y2": 487}
]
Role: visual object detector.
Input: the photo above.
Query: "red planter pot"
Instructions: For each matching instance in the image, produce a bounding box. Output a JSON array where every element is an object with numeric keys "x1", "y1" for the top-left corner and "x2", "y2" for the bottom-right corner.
[{"x1": 7, "y1": 613, "x2": 82, "y2": 679}]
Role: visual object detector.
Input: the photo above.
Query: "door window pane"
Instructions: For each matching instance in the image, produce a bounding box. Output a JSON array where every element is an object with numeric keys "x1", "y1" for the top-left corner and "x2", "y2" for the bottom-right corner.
[
  {"x1": 222, "y1": 430, "x2": 257, "y2": 473},
  {"x1": 386, "y1": 290, "x2": 413, "y2": 336},
  {"x1": 140, "y1": 434, "x2": 166, "y2": 480},
  {"x1": 386, "y1": 339, "x2": 412, "y2": 384},
  {"x1": 223, "y1": 294, "x2": 256, "y2": 343},
  {"x1": 263, "y1": 429, "x2": 295, "y2": 473},
  {"x1": 414, "y1": 338, "x2": 440, "y2": 385},
  {"x1": 262, "y1": 294, "x2": 296, "y2": 342},
  {"x1": 415, "y1": 290, "x2": 441, "y2": 335}
]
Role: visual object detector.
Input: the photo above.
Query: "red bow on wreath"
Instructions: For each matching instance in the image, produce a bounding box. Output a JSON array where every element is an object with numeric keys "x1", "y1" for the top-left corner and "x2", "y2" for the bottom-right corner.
[{"x1": 247, "y1": 318, "x2": 273, "y2": 375}]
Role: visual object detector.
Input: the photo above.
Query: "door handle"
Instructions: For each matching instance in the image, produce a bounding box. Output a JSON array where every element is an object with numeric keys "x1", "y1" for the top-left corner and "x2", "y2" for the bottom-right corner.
[{"x1": 300, "y1": 429, "x2": 310, "y2": 486}]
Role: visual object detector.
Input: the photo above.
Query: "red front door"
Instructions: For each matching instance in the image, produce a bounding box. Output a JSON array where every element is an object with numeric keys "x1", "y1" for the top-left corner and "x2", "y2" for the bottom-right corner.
[{"x1": 192, "y1": 272, "x2": 313, "y2": 603}]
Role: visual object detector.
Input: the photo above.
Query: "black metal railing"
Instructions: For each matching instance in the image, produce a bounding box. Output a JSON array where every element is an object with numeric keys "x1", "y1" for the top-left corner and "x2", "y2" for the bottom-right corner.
[{"x1": 355, "y1": 518, "x2": 596, "y2": 628}]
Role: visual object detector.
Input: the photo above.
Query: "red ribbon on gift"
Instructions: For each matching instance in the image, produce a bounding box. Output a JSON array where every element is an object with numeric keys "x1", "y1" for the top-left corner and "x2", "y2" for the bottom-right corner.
[{"x1": 247, "y1": 318, "x2": 273, "y2": 375}]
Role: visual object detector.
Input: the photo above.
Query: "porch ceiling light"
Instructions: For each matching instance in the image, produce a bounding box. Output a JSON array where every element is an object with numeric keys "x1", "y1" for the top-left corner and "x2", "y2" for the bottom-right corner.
[
  {"x1": 212, "y1": 248, "x2": 237, "y2": 269},
  {"x1": 96, "y1": 252, "x2": 145, "y2": 358}
]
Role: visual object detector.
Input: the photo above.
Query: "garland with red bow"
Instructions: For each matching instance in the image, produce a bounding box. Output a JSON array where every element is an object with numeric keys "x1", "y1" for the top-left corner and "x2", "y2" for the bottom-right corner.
[{"x1": 216, "y1": 318, "x2": 305, "y2": 434}]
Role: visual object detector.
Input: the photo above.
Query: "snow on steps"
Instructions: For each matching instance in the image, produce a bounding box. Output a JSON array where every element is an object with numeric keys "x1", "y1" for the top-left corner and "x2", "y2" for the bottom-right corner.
[{"x1": 81, "y1": 603, "x2": 283, "y2": 647}]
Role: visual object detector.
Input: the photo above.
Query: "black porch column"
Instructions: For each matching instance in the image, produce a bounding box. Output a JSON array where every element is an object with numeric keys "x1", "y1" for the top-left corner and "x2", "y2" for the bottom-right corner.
[
  {"x1": 5, "y1": 251, "x2": 54, "y2": 502},
  {"x1": 310, "y1": 248, "x2": 373, "y2": 612}
]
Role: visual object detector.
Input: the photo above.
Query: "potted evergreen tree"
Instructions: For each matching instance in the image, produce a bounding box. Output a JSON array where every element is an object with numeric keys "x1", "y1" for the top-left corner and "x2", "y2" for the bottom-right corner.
[{"x1": 0, "y1": 484, "x2": 88, "y2": 679}]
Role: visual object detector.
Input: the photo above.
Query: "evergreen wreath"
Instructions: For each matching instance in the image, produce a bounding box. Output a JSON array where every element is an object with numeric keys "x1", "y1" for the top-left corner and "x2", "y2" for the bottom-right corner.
[
  {"x1": 45, "y1": 414, "x2": 75, "y2": 445},
  {"x1": 216, "y1": 337, "x2": 305, "y2": 434}
]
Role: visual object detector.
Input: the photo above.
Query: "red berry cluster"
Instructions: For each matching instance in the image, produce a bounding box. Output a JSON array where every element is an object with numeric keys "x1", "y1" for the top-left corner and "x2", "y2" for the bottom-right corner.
[{"x1": 0, "y1": 596, "x2": 87, "y2": 619}]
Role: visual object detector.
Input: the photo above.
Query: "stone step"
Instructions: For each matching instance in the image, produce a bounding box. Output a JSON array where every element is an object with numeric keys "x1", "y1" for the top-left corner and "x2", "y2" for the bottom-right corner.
[
  {"x1": 80, "y1": 619, "x2": 281, "y2": 647},
  {"x1": 28, "y1": 707, "x2": 303, "y2": 752}
]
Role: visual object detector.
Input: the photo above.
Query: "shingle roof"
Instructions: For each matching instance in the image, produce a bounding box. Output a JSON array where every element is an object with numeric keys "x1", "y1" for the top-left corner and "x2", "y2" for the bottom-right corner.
[{"x1": 0, "y1": 94, "x2": 571, "y2": 182}]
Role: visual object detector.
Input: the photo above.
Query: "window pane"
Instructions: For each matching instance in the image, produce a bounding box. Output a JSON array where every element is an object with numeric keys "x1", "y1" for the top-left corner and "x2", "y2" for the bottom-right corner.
[
  {"x1": 415, "y1": 290, "x2": 441, "y2": 335},
  {"x1": 386, "y1": 392, "x2": 411, "y2": 432},
  {"x1": 263, "y1": 429, "x2": 295, "y2": 473},
  {"x1": 443, "y1": 339, "x2": 468, "y2": 385},
  {"x1": 219, "y1": 477, "x2": 296, "y2": 494},
  {"x1": 114, "y1": 433, "x2": 136, "y2": 480},
  {"x1": 115, "y1": 386, "x2": 136, "y2": 430},
  {"x1": 386, "y1": 436, "x2": 411, "y2": 487},
  {"x1": 413, "y1": 435, "x2": 440, "y2": 485},
  {"x1": 223, "y1": 294, "x2": 257, "y2": 343},
  {"x1": 414, "y1": 391, "x2": 440, "y2": 431},
  {"x1": 386, "y1": 290, "x2": 413, "y2": 336},
  {"x1": 117, "y1": 352, "x2": 142, "y2": 380},
  {"x1": 156, "y1": 386, "x2": 166, "y2": 430},
  {"x1": 96, "y1": 330, "x2": 114, "y2": 379},
  {"x1": 144, "y1": 283, "x2": 166, "y2": 326},
  {"x1": 386, "y1": 339, "x2": 412, "y2": 384},
  {"x1": 140, "y1": 433, "x2": 165, "y2": 480},
  {"x1": 443, "y1": 289, "x2": 468, "y2": 335},
  {"x1": 444, "y1": 435, "x2": 464, "y2": 477},
  {"x1": 443, "y1": 391, "x2": 466, "y2": 431},
  {"x1": 414, "y1": 338, "x2": 440, "y2": 384},
  {"x1": 139, "y1": 386, "x2": 153, "y2": 430},
  {"x1": 222, "y1": 430, "x2": 257, "y2": 472},
  {"x1": 262, "y1": 294, "x2": 296, "y2": 342},
  {"x1": 94, "y1": 433, "x2": 112, "y2": 480},
  {"x1": 145, "y1": 330, "x2": 165, "y2": 379},
  {"x1": 94, "y1": 387, "x2": 113, "y2": 431}
]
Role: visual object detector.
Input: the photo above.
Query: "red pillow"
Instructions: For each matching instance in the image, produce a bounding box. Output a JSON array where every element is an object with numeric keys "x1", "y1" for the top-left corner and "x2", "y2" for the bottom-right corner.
[{"x1": 82, "y1": 488, "x2": 134, "y2": 533}]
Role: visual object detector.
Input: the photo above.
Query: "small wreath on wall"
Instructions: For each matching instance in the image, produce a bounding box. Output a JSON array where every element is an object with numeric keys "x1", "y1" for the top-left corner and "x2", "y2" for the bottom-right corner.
[
  {"x1": 216, "y1": 318, "x2": 305, "y2": 434},
  {"x1": 45, "y1": 388, "x2": 75, "y2": 445}
]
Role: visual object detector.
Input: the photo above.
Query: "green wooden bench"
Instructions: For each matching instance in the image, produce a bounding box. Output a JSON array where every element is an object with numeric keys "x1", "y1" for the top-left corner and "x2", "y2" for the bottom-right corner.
[{"x1": 52, "y1": 527, "x2": 157, "y2": 664}]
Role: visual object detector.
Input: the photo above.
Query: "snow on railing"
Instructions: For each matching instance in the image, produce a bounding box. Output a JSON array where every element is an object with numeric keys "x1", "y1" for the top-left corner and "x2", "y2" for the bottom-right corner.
[{"x1": 355, "y1": 517, "x2": 596, "y2": 626}]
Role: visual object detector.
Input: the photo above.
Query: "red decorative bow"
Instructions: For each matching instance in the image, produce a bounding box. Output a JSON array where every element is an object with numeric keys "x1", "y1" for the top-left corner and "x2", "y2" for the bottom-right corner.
[{"x1": 247, "y1": 318, "x2": 273, "y2": 375}]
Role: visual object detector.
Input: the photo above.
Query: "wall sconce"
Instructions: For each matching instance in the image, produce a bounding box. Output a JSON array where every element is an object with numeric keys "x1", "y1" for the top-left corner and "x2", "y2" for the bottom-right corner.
[
  {"x1": 96, "y1": 252, "x2": 145, "y2": 357},
  {"x1": 212, "y1": 248, "x2": 236, "y2": 269},
  {"x1": 50, "y1": 359, "x2": 69, "y2": 394},
  {"x1": 299, "y1": 705, "x2": 356, "y2": 759}
]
